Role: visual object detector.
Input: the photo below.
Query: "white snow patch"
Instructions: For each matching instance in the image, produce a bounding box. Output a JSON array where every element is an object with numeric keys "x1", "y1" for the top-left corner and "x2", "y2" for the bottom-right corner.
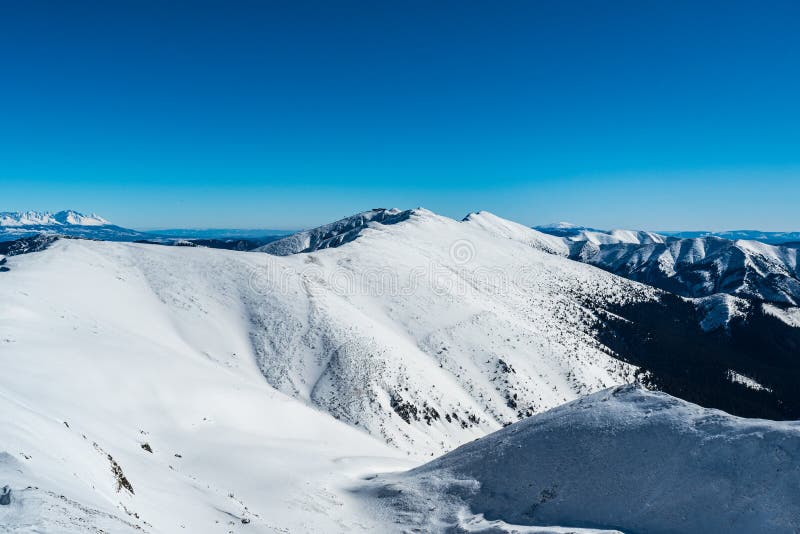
[
  {"x1": 726, "y1": 369, "x2": 773, "y2": 392},
  {"x1": 763, "y1": 303, "x2": 800, "y2": 328},
  {"x1": 695, "y1": 294, "x2": 750, "y2": 331}
]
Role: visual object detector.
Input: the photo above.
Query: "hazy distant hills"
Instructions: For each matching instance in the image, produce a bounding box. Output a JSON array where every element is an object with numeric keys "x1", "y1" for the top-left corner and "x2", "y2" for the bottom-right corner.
[
  {"x1": 534, "y1": 222, "x2": 800, "y2": 246},
  {"x1": 0, "y1": 210, "x2": 291, "y2": 246},
  {"x1": 665, "y1": 229, "x2": 800, "y2": 244}
]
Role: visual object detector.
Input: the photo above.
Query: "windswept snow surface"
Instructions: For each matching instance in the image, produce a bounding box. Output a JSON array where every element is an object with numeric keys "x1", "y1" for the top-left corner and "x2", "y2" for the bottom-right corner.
[{"x1": 369, "y1": 385, "x2": 800, "y2": 534}]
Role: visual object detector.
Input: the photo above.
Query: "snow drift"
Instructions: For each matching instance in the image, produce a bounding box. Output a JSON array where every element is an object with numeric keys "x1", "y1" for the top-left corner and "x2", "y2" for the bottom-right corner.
[{"x1": 370, "y1": 384, "x2": 800, "y2": 533}]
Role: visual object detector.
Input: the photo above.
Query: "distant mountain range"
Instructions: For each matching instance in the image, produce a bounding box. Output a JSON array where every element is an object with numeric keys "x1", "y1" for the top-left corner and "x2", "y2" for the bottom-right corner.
[
  {"x1": 0, "y1": 210, "x2": 147, "y2": 241},
  {"x1": 0, "y1": 209, "x2": 109, "y2": 226},
  {"x1": 534, "y1": 223, "x2": 800, "y2": 308},
  {"x1": 4, "y1": 208, "x2": 799, "y2": 313},
  {"x1": 665, "y1": 229, "x2": 800, "y2": 244},
  {"x1": 534, "y1": 222, "x2": 800, "y2": 245},
  {"x1": 0, "y1": 210, "x2": 290, "y2": 245}
]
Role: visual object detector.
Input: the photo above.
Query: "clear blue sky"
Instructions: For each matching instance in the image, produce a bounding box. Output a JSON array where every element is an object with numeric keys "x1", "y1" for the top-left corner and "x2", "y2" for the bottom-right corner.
[{"x1": 1, "y1": 0, "x2": 799, "y2": 230}]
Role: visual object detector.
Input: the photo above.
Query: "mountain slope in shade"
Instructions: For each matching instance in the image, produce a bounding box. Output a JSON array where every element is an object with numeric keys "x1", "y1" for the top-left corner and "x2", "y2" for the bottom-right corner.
[
  {"x1": 369, "y1": 385, "x2": 800, "y2": 534},
  {"x1": 256, "y1": 208, "x2": 412, "y2": 255}
]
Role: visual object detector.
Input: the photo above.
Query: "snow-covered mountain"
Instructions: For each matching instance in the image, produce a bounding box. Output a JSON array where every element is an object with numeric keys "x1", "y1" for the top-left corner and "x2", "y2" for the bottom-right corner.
[
  {"x1": 534, "y1": 222, "x2": 666, "y2": 245},
  {"x1": 2, "y1": 211, "x2": 658, "y2": 456},
  {"x1": 537, "y1": 223, "x2": 800, "y2": 246},
  {"x1": 257, "y1": 209, "x2": 800, "y2": 419},
  {"x1": 370, "y1": 384, "x2": 800, "y2": 533},
  {"x1": 667, "y1": 229, "x2": 800, "y2": 245},
  {"x1": 2, "y1": 208, "x2": 800, "y2": 531},
  {"x1": 0, "y1": 209, "x2": 147, "y2": 242},
  {"x1": 566, "y1": 235, "x2": 800, "y2": 306}
]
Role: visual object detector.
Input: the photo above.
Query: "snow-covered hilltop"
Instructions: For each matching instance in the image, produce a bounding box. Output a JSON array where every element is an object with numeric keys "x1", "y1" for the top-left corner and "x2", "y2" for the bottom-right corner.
[{"x1": 371, "y1": 384, "x2": 800, "y2": 533}]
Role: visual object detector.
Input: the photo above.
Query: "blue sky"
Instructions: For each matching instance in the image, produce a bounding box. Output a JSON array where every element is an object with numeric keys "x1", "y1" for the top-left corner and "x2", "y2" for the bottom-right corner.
[{"x1": 1, "y1": 0, "x2": 799, "y2": 230}]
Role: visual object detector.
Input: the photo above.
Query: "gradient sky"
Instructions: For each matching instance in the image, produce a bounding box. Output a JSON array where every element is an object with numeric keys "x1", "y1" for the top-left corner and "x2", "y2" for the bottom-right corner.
[{"x1": 1, "y1": 0, "x2": 799, "y2": 231}]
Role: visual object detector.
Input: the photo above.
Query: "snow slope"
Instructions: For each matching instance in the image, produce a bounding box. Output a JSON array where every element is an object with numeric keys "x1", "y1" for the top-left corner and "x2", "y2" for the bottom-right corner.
[
  {"x1": 0, "y1": 209, "x2": 664, "y2": 531},
  {"x1": 0, "y1": 239, "x2": 413, "y2": 533},
  {"x1": 249, "y1": 208, "x2": 660, "y2": 452},
  {"x1": 369, "y1": 384, "x2": 800, "y2": 533},
  {"x1": 1, "y1": 210, "x2": 659, "y2": 459},
  {"x1": 256, "y1": 208, "x2": 411, "y2": 255},
  {"x1": 463, "y1": 211, "x2": 570, "y2": 256}
]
